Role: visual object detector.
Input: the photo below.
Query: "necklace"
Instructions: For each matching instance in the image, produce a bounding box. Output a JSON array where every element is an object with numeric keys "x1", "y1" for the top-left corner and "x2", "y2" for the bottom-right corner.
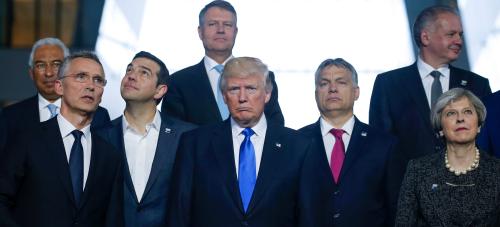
[{"x1": 445, "y1": 148, "x2": 480, "y2": 176}]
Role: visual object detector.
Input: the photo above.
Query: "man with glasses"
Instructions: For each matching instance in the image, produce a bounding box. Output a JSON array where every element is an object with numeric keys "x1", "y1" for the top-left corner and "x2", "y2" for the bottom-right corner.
[
  {"x1": 0, "y1": 37, "x2": 111, "y2": 152},
  {"x1": 0, "y1": 51, "x2": 123, "y2": 226}
]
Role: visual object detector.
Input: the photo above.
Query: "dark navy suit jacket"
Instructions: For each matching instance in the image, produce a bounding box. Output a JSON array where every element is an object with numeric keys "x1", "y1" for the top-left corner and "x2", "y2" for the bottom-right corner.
[
  {"x1": 299, "y1": 117, "x2": 398, "y2": 227},
  {"x1": 0, "y1": 95, "x2": 111, "y2": 153},
  {"x1": 369, "y1": 63, "x2": 491, "y2": 190},
  {"x1": 478, "y1": 90, "x2": 500, "y2": 157},
  {"x1": 160, "y1": 59, "x2": 284, "y2": 126},
  {"x1": 167, "y1": 119, "x2": 324, "y2": 227},
  {"x1": 98, "y1": 113, "x2": 195, "y2": 227},
  {"x1": 0, "y1": 117, "x2": 123, "y2": 227}
]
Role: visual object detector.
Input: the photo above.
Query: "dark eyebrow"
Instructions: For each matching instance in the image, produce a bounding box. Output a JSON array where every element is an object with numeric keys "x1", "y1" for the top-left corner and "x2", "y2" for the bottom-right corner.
[{"x1": 138, "y1": 65, "x2": 152, "y2": 74}]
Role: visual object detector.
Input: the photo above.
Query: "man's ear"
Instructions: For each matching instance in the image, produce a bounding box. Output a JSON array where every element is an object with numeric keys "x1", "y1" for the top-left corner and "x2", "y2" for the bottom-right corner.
[
  {"x1": 154, "y1": 84, "x2": 168, "y2": 101},
  {"x1": 54, "y1": 80, "x2": 64, "y2": 96}
]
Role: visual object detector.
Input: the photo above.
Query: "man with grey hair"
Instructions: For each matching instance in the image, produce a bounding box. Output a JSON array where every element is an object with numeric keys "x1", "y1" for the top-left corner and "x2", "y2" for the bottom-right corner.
[
  {"x1": 0, "y1": 51, "x2": 123, "y2": 226},
  {"x1": 369, "y1": 5, "x2": 491, "y2": 198},
  {"x1": 299, "y1": 58, "x2": 398, "y2": 227},
  {"x1": 160, "y1": 0, "x2": 283, "y2": 126},
  {"x1": 167, "y1": 57, "x2": 322, "y2": 227},
  {"x1": 0, "y1": 37, "x2": 110, "y2": 152}
]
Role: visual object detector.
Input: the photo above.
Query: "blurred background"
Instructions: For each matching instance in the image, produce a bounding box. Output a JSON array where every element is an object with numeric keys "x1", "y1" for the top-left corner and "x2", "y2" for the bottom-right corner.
[{"x1": 1, "y1": 0, "x2": 498, "y2": 129}]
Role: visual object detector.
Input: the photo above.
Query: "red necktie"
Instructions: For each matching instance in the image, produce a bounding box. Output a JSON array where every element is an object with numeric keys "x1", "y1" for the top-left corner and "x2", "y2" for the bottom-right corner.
[{"x1": 330, "y1": 129, "x2": 345, "y2": 183}]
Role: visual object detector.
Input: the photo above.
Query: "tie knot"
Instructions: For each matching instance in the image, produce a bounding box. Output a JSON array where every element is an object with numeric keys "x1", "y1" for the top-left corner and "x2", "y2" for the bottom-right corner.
[
  {"x1": 71, "y1": 130, "x2": 84, "y2": 140},
  {"x1": 242, "y1": 128, "x2": 255, "y2": 138},
  {"x1": 213, "y1": 64, "x2": 224, "y2": 74},
  {"x1": 330, "y1": 128, "x2": 344, "y2": 139},
  {"x1": 47, "y1": 104, "x2": 58, "y2": 117},
  {"x1": 430, "y1": 71, "x2": 441, "y2": 79}
]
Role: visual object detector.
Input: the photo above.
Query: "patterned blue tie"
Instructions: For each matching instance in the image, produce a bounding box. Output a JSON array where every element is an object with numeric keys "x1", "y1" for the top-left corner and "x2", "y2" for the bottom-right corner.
[
  {"x1": 239, "y1": 128, "x2": 256, "y2": 212},
  {"x1": 213, "y1": 64, "x2": 230, "y2": 120},
  {"x1": 70, "y1": 130, "x2": 84, "y2": 205},
  {"x1": 47, "y1": 104, "x2": 58, "y2": 118}
]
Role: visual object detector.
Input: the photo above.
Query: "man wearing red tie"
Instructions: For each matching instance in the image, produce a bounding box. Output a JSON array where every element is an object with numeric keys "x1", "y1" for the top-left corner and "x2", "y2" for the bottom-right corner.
[{"x1": 299, "y1": 58, "x2": 398, "y2": 227}]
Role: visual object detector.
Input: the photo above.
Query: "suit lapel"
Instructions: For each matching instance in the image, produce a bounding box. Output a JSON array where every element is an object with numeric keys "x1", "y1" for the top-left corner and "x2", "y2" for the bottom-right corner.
[
  {"x1": 309, "y1": 120, "x2": 337, "y2": 188},
  {"x1": 194, "y1": 60, "x2": 222, "y2": 121},
  {"x1": 141, "y1": 116, "x2": 178, "y2": 201},
  {"x1": 338, "y1": 118, "x2": 367, "y2": 183},
  {"x1": 449, "y1": 65, "x2": 469, "y2": 90},
  {"x1": 44, "y1": 118, "x2": 76, "y2": 205},
  {"x1": 246, "y1": 124, "x2": 283, "y2": 213},
  {"x1": 211, "y1": 120, "x2": 242, "y2": 211},
  {"x1": 403, "y1": 63, "x2": 433, "y2": 131}
]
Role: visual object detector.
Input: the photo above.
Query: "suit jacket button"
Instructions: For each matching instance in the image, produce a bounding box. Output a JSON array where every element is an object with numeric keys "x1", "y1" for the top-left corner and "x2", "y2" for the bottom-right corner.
[
  {"x1": 334, "y1": 190, "x2": 340, "y2": 195},
  {"x1": 333, "y1": 213, "x2": 340, "y2": 219}
]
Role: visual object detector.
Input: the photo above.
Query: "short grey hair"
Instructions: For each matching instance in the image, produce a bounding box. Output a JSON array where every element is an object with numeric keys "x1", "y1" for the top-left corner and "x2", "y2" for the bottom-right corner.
[
  {"x1": 219, "y1": 57, "x2": 273, "y2": 93},
  {"x1": 57, "y1": 51, "x2": 104, "y2": 79},
  {"x1": 314, "y1": 58, "x2": 358, "y2": 86},
  {"x1": 431, "y1": 88, "x2": 486, "y2": 132},
  {"x1": 413, "y1": 5, "x2": 459, "y2": 48},
  {"x1": 198, "y1": 0, "x2": 237, "y2": 26},
  {"x1": 28, "y1": 37, "x2": 70, "y2": 68}
]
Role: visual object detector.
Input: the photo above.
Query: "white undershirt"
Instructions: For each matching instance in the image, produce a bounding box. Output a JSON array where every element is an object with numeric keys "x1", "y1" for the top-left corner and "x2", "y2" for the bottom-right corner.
[
  {"x1": 319, "y1": 116, "x2": 355, "y2": 165},
  {"x1": 231, "y1": 114, "x2": 267, "y2": 178},
  {"x1": 122, "y1": 110, "x2": 161, "y2": 200}
]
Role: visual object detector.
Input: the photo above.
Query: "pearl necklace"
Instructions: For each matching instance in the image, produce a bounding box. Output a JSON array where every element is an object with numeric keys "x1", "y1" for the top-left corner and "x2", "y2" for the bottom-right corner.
[{"x1": 445, "y1": 148, "x2": 480, "y2": 176}]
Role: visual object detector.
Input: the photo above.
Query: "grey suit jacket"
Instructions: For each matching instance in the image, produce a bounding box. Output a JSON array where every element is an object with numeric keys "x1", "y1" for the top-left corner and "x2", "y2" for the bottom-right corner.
[{"x1": 395, "y1": 151, "x2": 500, "y2": 226}]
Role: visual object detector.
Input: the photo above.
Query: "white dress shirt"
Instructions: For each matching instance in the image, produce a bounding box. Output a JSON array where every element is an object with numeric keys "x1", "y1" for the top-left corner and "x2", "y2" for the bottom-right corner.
[
  {"x1": 57, "y1": 114, "x2": 91, "y2": 190},
  {"x1": 38, "y1": 94, "x2": 61, "y2": 122},
  {"x1": 417, "y1": 56, "x2": 450, "y2": 108},
  {"x1": 203, "y1": 55, "x2": 233, "y2": 101},
  {"x1": 122, "y1": 110, "x2": 161, "y2": 200},
  {"x1": 231, "y1": 114, "x2": 267, "y2": 178},
  {"x1": 320, "y1": 116, "x2": 355, "y2": 165}
]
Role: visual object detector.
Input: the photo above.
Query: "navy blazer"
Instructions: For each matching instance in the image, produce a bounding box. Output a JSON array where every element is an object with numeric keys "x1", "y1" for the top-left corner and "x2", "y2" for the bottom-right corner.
[
  {"x1": 160, "y1": 59, "x2": 284, "y2": 126},
  {"x1": 167, "y1": 119, "x2": 323, "y2": 227},
  {"x1": 369, "y1": 63, "x2": 491, "y2": 189},
  {"x1": 477, "y1": 90, "x2": 500, "y2": 157},
  {"x1": 0, "y1": 95, "x2": 111, "y2": 153},
  {"x1": 0, "y1": 117, "x2": 123, "y2": 227},
  {"x1": 98, "y1": 113, "x2": 195, "y2": 227},
  {"x1": 299, "y1": 117, "x2": 398, "y2": 227}
]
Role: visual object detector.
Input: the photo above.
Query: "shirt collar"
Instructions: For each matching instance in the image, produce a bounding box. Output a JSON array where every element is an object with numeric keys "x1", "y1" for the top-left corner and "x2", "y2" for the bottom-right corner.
[
  {"x1": 204, "y1": 55, "x2": 233, "y2": 72},
  {"x1": 122, "y1": 110, "x2": 162, "y2": 134},
  {"x1": 38, "y1": 94, "x2": 61, "y2": 110},
  {"x1": 231, "y1": 114, "x2": 267, "y2": 138},
  {"x1": 57, "y1": 114, "x2": 91, "y2": 139},
  {"x1": 319, "y1": 115, "x2": 355, "y2": 137},
  {"x1": 417, "y1": 55, "x2": 450, "y2": 80}
]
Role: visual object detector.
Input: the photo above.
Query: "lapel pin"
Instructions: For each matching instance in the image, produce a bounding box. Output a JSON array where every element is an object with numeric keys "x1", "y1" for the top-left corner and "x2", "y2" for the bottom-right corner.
[
  {"x1": 275, "y1": 143, "x2": 281, "y2": 148},
  {"x1": 361, "y1": 132, "x2": 367, "y2": 137},
  {"x1": 431, "y1": 184, "x2": 438, "y2": 191},
  {"x1": 461, "y1": 80, "x2": 468, "y2": 86},
  {"x1": 165, "y1": 128, "x2": 172, "y2": 133}
]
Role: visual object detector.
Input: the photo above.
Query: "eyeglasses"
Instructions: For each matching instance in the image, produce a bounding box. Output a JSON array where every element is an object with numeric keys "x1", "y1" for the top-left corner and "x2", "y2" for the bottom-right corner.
[
  {"x1": 34, "y1": 61, "x2": 62, "y2": 73},
  {"x1": 63, "y1": 72, "x2": 107, "y2": 87}
]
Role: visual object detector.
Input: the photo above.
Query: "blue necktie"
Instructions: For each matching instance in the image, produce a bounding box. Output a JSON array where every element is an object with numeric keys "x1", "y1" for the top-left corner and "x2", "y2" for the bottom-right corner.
[
  {"x1": 239, "y1": 128, "x2": 256, "y2": 212},
  {"x1": 430, "y1": 71, "x2": 443, "y2": 108},
  {"x1": 214, "y1": 64, "x2": 229, "y2": 120},
  {"x1": 47, "y1": 104, "x2": 58, "y2": 118},
  {"x1": 70, "y1": 130, "x2": 84, "y2": 205}
]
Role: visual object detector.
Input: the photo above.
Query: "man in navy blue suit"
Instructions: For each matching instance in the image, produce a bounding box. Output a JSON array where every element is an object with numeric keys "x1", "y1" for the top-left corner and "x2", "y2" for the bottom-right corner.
[
  {"x1": 160, "y1": 0, "x2": 283, "y2": 126},
  {"x1": 98, "y1": 51, "x2": 195, "y2": 227},
  {"x1": 477, "y1": 90, "x2": 500, "y2": 157},
  {"x1": 0, "y1": 51, "x2": 122, "y2": 226},
  {"x1": 167, "y1": 57, "x2": 322, "y2": 227},
  {"x1": 369, "y1": 5, "x2": 491, "y2": 192},
  {"x1": 0, "y1": 38, "x2": 111, "y2": 153},
  {"x1": 300, "y1": 58, "x2": 397, "y2": 226}
]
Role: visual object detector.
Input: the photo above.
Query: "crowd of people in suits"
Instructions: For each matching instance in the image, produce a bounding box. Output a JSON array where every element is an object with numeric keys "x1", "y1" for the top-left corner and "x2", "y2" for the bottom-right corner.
[{"x1": 0, "y1": 1, "x2": 499, "y2": 226}]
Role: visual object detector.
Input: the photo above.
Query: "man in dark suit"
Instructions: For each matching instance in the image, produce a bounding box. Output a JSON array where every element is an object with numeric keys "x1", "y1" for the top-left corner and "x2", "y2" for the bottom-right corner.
[
  {"x1": 160, "y1": 0, "x2": 284, "y2": 126},
  {"x1": 98, "y1": 51, "x2": 195, "y2": 227},
  {"x1": 477, "y1": 90, "x2": 500, "y2": 157},
  {"x1": 0, "y1": 51, "x2": 122, "y2": 226},
  {"x1": 369, "y1": 5, "x2": 491, "y2": 188},
  {"x1": 167, "y1": 57, "x2": 322, "y2": 227},
  {"x1": 0, "y1": 38, "x2": 111, "y2": 153},
  {"x1": 300, "y1": 58, "x2": 397, "y2": 226}
]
